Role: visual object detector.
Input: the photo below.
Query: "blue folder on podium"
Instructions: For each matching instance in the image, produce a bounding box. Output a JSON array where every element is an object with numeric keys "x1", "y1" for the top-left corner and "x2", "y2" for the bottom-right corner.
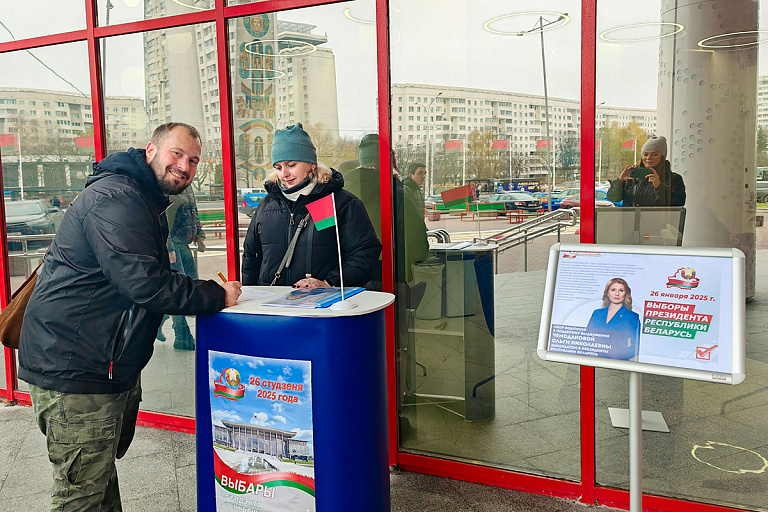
[{"x1": 195, "y1": 287, "x2": 394, "y2": 512}]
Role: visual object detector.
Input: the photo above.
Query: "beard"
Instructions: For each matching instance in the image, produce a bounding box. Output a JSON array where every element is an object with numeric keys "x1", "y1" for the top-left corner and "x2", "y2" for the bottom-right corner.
[{"x1": 150, "y1": 159, "x2": 190, "y2": 196}]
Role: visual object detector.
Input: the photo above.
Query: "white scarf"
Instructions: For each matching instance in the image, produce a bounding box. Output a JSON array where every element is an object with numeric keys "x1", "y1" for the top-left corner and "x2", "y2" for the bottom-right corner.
[{"x1": 281, "y1": 176, "x2": 318, "y2": 202}]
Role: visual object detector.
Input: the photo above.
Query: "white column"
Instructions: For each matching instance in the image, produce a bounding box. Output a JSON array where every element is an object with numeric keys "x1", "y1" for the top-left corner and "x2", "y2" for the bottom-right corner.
[{"x1": 658, "y1": 0, "x2": 758, "y2": 297}]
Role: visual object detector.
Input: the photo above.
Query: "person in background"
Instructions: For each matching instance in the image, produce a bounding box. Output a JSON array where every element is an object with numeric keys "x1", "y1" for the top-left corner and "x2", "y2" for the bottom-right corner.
[
  {"x1": 18, "y1": 122, "x2": 242, "y2": 511},
  {"x1": 156, "y1": 186, "x2": 206, "y2": 350},
  {"x1": 241, "y1": 123, "x2": 381, "y2": 288},
  {"x1": 402, "y1": 162, "x2": 429, "y2": 283},
  {"x1": 607, "y1": 135, "x2": 686, "y2": 206}
]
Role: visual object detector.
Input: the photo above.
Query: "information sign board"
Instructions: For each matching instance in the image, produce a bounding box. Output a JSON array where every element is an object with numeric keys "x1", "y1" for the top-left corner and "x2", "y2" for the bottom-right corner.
[{"x1": 537, "y1": 243, "x2": 745, "y2": 384}]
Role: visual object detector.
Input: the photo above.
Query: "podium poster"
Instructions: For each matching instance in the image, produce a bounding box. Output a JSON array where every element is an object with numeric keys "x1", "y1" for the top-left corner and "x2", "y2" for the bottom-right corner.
[
  {"x1": 538, "y1": 244, "x2": 745, "y2": 384},
  {"x1": 208, "y1": 350, "x2": 315, "y2": 512}
]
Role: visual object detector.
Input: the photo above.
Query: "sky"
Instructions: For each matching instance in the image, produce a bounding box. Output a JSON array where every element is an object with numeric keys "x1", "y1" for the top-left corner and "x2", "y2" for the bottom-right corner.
[{"x1": 1, "y1": 0, "x2": 768, "y2": 137}]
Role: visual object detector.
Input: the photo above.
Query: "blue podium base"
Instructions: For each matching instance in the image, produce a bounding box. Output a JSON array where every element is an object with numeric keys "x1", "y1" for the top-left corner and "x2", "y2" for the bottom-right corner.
[{"x1": 196, "y1": 307, "x2": 390, "y2": 512}]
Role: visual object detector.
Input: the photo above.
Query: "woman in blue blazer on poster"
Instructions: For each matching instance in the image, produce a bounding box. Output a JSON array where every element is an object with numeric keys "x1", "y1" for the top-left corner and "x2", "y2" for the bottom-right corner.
[{"x1": 587, "y1": 277, "x2": 641, "y2": 360}]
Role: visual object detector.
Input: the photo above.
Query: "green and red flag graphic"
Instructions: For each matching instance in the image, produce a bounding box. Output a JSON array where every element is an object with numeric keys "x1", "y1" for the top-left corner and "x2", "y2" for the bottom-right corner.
[
  {"x1": 621, "y1": 139, "x2": 636, "y2": 152},
  {"x1": 492, "y1": 139, "x2": 509, "y2": 153},
  {"x1": 536, "y1": 139, "x2": 551, "y2": 152},
  {"x1": 213, "y1": 369, "x2": 245, "y2": 401},
  {"x1": 0, "y1": 133, "x2": 17, "y2": 153},
  {"x1": 214, "y1": 449, "x2": 315, "y2": 497},
  {"x1": 306, "y1": 194, "x2": 336, "y2": 231},
  {"x1": 441, "y1": 184, "x2": 475, "y2": 207},
  {"x1": 445, "y1": 139, "x2": 463, "y2": 154},
  {"x1": 74, "y1": 136, "x2": 95, "y2": 153}
]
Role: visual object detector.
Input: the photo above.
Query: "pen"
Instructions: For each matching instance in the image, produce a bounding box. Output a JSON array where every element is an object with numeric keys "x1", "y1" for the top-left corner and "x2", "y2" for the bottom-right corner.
[{"x1": 217, "y1": 271, "x2": 227, "y2": 283}]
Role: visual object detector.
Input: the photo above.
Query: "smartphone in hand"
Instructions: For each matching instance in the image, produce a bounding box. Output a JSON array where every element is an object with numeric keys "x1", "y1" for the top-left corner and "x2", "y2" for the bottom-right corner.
[{"x1": 629, "y1": 167, "x2": 651, "y2": 180}]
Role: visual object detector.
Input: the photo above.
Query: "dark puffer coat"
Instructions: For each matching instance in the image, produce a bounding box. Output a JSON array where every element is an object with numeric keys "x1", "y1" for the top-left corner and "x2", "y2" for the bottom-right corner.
[
  {"x1": 606, "y1": 160, "x2": 686, "y2": 207},
  {"x1": 241, "y1": 169, "x2": 382, "y2": 287},
  {"x1": 18, "y1": 148, "x2": 226, "y2": 394}
]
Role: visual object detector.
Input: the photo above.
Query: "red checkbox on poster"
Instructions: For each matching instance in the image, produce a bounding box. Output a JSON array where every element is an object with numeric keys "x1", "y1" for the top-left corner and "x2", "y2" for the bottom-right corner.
[{"x1": 696, "y1": 345, "x2": 718, "y2": 360}]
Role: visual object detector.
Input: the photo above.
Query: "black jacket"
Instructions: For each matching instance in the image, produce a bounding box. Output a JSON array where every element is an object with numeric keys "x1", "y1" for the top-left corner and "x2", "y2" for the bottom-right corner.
[
  {"x1": 607, "y1": 160, "x2": 686, "y2": 207},
  {"x1": 18, "y1": 148, "x2": 226, "y2": 394},
  {"x1": 241, "y1": 170, "x2": 382, "y2": 287}
]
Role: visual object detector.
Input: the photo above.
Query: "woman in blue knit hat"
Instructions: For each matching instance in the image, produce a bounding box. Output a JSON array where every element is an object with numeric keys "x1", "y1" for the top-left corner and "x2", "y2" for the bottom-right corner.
[{"x1": 241, "y1": 123, "x2": 382, "y2": 288}]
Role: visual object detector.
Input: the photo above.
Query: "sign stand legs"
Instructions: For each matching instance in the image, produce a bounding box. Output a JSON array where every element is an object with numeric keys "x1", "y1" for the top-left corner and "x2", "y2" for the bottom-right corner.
[{"x1": 629, "y1": 371, "x2": 642, "y2": 512}]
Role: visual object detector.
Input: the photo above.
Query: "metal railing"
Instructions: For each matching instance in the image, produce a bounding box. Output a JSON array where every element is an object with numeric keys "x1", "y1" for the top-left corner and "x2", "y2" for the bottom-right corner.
[
  {"x1": 472, "y1": 208, "x2": 579, "y2": 272},
  {"x1": 7, "y1": 234, "x2": 55, "y2": 278},
  {"x1": 426, "y1": 229, "x2": 451, "y2": 243}
]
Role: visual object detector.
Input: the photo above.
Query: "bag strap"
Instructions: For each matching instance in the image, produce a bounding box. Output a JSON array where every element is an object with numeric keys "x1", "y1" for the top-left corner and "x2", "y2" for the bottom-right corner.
[{"x1": 270, "y1": 213, "x2": 311, "y2": 286}]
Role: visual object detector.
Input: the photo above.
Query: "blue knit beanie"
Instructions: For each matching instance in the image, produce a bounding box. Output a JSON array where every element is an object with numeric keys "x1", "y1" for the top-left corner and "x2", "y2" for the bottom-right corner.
[{"x1": 271, "y1": 123, "x2": 317, "y2": 165}]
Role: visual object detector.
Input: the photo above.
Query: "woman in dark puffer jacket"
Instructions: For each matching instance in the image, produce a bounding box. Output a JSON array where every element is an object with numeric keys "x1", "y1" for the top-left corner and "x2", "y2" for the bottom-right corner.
[{"x1": 242, "y1": 123, "x2": 381, "y2": 288}]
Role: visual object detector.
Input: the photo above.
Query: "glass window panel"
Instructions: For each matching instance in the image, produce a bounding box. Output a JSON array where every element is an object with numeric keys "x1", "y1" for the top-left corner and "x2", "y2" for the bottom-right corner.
[
  {"x1": 98, "y1": 0, "x2": 213, "y2": 27},
  {"x1": 595, "y1": 1, "x2": 767, "y2": 510},
  {"x1": 102, "y1": 24, "x2": 221, "y2": 417},
  {"x1": 0, "y1": 42, "x2": 92, "y2": 393},
  {"x1": 391, "y1": 0, "x2": 581, "y2": 480},
  {"x1": 0, "y1": 1, "x2": 85, "y2": 43},
  {"x1": 230, "y1": 0, "x2": 381, "y2": 273}
]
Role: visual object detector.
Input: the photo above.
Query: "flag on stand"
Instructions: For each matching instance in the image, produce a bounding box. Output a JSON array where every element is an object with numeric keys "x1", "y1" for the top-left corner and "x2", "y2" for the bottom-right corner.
[
  {"x1": 492, "y1": 139, "x2": 509, "y2": 153},
  {"x1": 445, "y1": 139, "x2": 463, "y2": 154},
  {"x1": 621, "y1": 140, "x2": 636, "y2": 152},
  {"x1": 441, "y1": 184, "x2": 475, "y2": 207},
  {"x1": 536, "y1": 139, "x2": 552, "y2": 152},
  {"x1": 0, "y1": 133, "x2": 17, "y2": 153},
  {"x1": 305, "y1": 194, "x2": 336, "y2": 231},
  {"x1": 74, "y1": 136, "x2": 95, "y2": 153}
]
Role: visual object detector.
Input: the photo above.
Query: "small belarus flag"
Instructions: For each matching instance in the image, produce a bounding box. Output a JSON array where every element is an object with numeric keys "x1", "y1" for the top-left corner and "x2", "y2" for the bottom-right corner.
[
  {"x1": 492, "y1": 139, "x2": 509, "y2": 153},
  {"x1": 0, "y1": 133, "x2": 17, "y2": 153},
  {"x1": 441, "y1": 184, "x2": 475, "y2": 207},
  {"x1": 306, "y1": 194, "x2": 336, "y2": 231},
  {"x1": 445, "y1": 139, "x2": 463, "y2": 154},
  {"x1": 74, "y1": 136, "x2": 95, "y2": 153},
  {"x1": 621, "y1": 140, "x2": 636, "y2": 152},
  {"x1": 536, "y1": 139, "x2": 551, "y2": 152}
]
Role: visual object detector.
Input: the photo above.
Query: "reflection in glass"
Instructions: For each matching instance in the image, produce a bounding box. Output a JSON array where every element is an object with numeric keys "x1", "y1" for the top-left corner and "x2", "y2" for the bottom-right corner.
[
  {"x1": 595, "y1": 1, "x2": 768, "y2": 510},
  {"x1": 98, "y1": 0, "x2": 214, "y2": 27},
  {"x1": 392, "y1": 0, "x2": 581, "y2": 479},
  {"x1": 0, "y1": 43, "x2": 91, "y2": 299},
  {"x1": 0, "y1": 1, "x2": 85, "y2": 43}
]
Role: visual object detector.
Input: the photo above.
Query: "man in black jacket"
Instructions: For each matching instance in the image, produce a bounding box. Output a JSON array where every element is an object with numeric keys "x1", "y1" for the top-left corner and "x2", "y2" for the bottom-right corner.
[{"x1": 18, "y1": 122, "x2": 242, "y2": 511}]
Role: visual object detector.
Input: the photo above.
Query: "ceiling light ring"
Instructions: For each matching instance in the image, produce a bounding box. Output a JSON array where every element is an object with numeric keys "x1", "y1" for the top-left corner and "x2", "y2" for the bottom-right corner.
[{"x1": 599, "y1": 22, "x2": 684, "y2": 43}]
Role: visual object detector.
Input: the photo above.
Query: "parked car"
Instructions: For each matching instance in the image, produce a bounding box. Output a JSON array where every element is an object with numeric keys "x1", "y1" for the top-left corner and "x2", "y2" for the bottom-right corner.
[
  {"x1": 534, "y1": 191, "x2": 564, "y2": 210},
  {"x1": 237, "y1": 188, "x2": 267, "y2": 216},
  {"x1": 424, "y1": 194, "x2": 443, "y2": 209},
  {"x1": 5, "y1": 199, "x2": 65, "y2": 250},
  {"x1": 487, "y1": 192, "x2": 541, "y2": 212},
  {"x1": 559, "y1": 193, "x2": 616, "y2": 209}
]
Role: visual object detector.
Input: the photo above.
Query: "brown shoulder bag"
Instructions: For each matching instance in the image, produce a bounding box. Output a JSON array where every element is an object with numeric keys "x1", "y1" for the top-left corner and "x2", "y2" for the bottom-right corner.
[{"x1": 0, "y1": 260, "x2": 43, "y2": 349}]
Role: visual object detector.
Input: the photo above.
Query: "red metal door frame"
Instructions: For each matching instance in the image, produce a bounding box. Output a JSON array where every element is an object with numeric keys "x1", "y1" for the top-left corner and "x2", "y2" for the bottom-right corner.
[{"x1": 0, "y1": 1, "x2": 756, "y2": 511}]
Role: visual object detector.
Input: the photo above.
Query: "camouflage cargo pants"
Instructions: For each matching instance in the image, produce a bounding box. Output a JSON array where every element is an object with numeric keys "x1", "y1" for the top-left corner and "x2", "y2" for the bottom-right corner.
[{"x1": 29, "y1": 377, "x2": 142, "y2": 512}]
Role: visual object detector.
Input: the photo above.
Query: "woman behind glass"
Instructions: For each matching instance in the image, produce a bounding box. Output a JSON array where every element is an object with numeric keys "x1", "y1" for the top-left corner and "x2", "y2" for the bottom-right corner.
[
  {"x1": 241, "y1": 123, "x2": 382, "y2": 288},
  {"x1": 607, "y1": 135, "x2": 686, "y2": 206}
]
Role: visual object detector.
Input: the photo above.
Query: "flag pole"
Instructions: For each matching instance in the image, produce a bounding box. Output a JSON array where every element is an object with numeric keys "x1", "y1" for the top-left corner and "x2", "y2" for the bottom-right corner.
[
  {"x1": 329, "y1": 193, "x2": 356, "y2": 310},
  {"x1": 634, "y1": 138, "x2": 637, "y2": 166},
  {"x1": 17, "y1": 128, "x2": 24, "y2": 200},
  {"x1": 462, "y1": 138, "x2": 466, "y2": 185}
]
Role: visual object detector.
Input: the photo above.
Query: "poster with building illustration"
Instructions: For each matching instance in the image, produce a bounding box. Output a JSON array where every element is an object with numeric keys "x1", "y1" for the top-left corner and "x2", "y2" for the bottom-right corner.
[
  {"x1": 209, "y1": 350, "x2": 315, "y2": 512},
  {"x1": 546, "y1": 249, "x2": 734, "y2": 375}
]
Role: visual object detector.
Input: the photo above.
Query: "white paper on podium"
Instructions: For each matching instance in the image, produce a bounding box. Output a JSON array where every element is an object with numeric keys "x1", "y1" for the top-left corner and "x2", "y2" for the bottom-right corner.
[{"x1": 237, "y1": 287, "x2": 275, "y2": 302}]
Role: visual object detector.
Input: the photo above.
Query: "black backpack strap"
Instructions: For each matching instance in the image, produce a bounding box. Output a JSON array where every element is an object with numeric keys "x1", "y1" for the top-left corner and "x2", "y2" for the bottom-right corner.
[{"x1": 270, "y1": 213, "x2": 311, "y2": 285}]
